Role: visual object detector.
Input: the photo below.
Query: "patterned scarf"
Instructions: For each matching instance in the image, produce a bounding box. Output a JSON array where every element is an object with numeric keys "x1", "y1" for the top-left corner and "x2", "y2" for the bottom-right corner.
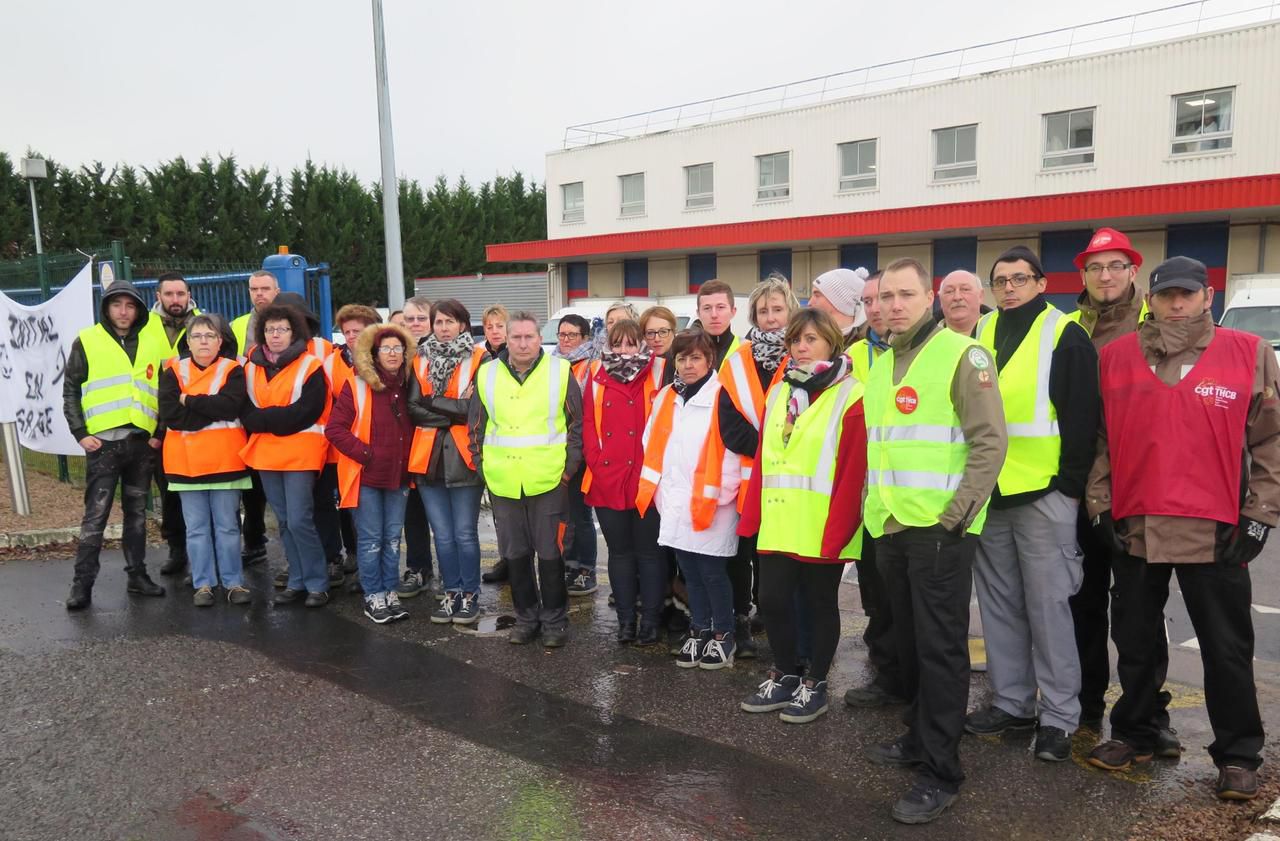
[
  {"x1": 782, "y1": 355, "x2": 852, "y2": 443},
  {"x1": 419, "y1": 332, "x2": 475, "y2": 393},
  {"x1": 601, "y1": 348, "x2": 652, "y2": 383},
  {"x1": 745, "y1": 326, "x2": 787, "y2": 372},
  {"x1": 553, "y1": 338, "x2": 597, "y2": 365}
]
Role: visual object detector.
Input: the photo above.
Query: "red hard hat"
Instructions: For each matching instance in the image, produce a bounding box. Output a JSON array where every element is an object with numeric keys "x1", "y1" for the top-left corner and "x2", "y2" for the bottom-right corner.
[{"x1": 1073, "y1": 227, "x2": 1143, "y2": 270}]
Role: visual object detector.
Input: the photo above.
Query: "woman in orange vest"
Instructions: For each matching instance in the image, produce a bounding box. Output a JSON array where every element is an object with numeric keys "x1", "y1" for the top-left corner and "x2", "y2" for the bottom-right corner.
[
  {"x1": 240, "y1": 304, "x2": 331, "y2": 607},
  {"x1": 406, "y1": 299, "x2": 489, "y2": 625},
  {"x1": 583, "y1": 318, "x2": 667, "y2": 645},
  {"x1": 639, "y1": 329, "x2": 743, "y2": 670},
  {"x1": 326, "y1": 323, "x2": 415, "y2": 624},
  {"x1": 158, "y1": 314, "x2": 252, "y2": 607}
]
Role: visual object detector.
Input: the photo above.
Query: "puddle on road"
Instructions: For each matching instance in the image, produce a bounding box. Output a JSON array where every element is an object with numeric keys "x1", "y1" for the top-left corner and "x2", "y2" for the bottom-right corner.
[{"x1": 453, "y1": 614, "x2": 518, "y2": 637}]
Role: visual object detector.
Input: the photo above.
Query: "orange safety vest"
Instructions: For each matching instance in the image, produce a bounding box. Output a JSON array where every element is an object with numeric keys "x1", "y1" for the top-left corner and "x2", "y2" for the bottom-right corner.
[
  {"x1": 571, "y1": 358, "x2": 593, "y2": 393},
  {"x1": 239, "y1": 354, "x2": 329, "y2": 471},
  {"x1": 717, "y1": 342, "x2": 786, "y2": 512},
  {"x1": 634, "y1": 382, "x2": 728, "y2": 532},
  {"x1": 582, "y1": 357, "x2": 666, "y2": 495},
  {"x1": 408, "y1": 346, "x2": 487, "y2": 474},
  {"x1": 334, "y1": 377, "x2": 372, "y2": 508},
  {"x1": 322, "y1": 349, "x2": 356, "y2": 465},
  {"x1": 162, "y1": 357, "x2": 248, "y2": 478}
]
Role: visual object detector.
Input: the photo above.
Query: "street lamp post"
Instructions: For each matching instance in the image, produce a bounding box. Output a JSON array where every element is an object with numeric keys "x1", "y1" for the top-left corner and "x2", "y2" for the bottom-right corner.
[{"x1": 371, "y1": 0, "x2": 406, "y2": 311}]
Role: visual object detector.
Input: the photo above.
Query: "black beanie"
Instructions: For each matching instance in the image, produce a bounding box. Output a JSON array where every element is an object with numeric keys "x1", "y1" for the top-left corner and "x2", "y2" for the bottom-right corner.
[{"x1": 990, "y1": 246, "x2": 1046, "y2": 282}]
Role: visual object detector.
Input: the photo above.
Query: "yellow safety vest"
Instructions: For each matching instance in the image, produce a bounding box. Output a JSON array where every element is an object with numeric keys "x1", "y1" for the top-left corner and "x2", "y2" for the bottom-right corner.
[
  {"x1": 863, "y1": 328, "x2": 989, "y2": 538},
  {"x1": 756, "y1": 378, "x2": 864, "y2": 559},
  {"x1": 231, "y1": 313, "x2": 251, "y2": 358},
  {"x1": 476, "y1": 354, "x2": 570, "y2": 499},
  {"x1": 715, "y1": 334, "x2": 741, "y2": 372},
  {"x1": 977, "y1": 306, "x2": 1068, "y2": 496},
  {"x1": 1065, "y1": 299, "x2": 1149, "y2": 334},
  {"x1": 77, "y1": 324, "x2": 162, "y2": 435},
  {"x1": 139, "y1": 308, "x2": 199, "y2": 362},
  {"x1": 848, "y1": 338, "x2": 884, "y2": 384}
]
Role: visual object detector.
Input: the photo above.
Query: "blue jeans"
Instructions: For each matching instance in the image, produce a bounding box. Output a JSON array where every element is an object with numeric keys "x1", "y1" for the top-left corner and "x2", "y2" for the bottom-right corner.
[
  {"x1": 355, "y1": 485, "x2": 409, "y2": 594},
  {"x1": 565, "y1": 470, "x2": 597, "y2": 572},
  {"x1": 179, "y1": 489, "x2": 243, "y2": 590},
  {"x1": 259, "y1": 470, "x2": 327, "y2": 593},
  {"x1": 673, "y1": 548, "x2": 734, "y2": 635},
  {"x1": 419, "y1": 483, "x2": 483, "y2": 593}
]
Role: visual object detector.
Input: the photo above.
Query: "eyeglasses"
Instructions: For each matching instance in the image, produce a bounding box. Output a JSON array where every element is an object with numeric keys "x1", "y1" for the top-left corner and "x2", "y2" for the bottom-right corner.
[
  {"x1": 402, "y1": 314, "x2": 430, "y2": 323},
  {"x1": 557, "y1": 331, "x2": 583, "y2": 340},
  {"x1": 188, "y1": 332, "x2": 219, "y2": 342},
  {"x1": 644, "y1": 328, "x2": 674, "y2": 340},
  {"x1": 990, "y1": 273, "x2": 1038, "y2": 290},
  {"x1": 378, "y1": 346, "x2": 406, "y2": 356},
  {"x1": 1084, "y1": 261, "x2": 1133, "y2": 276},
  {"x1": 263, "y1": 326, "x2": 292, "y2": 336}
]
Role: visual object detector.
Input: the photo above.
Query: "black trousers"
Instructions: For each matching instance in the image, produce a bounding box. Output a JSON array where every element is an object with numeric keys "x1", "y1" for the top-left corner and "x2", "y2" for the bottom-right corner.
[
  {"x1": 1071, "y1": 512, "x2": 1170, "y2": 727},
  {"x1": 1109, "y1": 554, "x2": 1263, "y2": 769},
  {"x1": 73, "y1": 436, "x2": 154, "y2": 585},
  {"x1": 241, "y1": 469, "x2": 267, "y2": 550},
  {"x1": 313, "y1": 463, "x2": 344, "y2": 563},
  {"x1": 492, "y1": 488, "x2": 569, "y2": 630},
  {"x1": 596, "y1": 506, "x2": 664, "y2": 628},
  {"x1": 758, "y1": 554, "x2": 844, "y2": 681},
  {"x1": 877, "y1": 527, "x2": 975, "y2": 793},
  {"x1": 404, "y1": 484, "x2": 434, "y2": 575},
  {"x1": 153, "y1": 452, "x2": 185, "y2": 557},
  {"x1": 856, "y1": 536, "x2": 903, "y2": 695},
  {"x1": 729, "y1": 533, "x2": 757, "y2": 617}
]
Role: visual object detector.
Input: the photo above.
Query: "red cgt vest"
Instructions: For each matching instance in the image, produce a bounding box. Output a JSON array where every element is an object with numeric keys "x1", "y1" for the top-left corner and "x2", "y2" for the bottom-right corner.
[{"x1": 1100, "y1": 327, "x2": 1257, "y2": 525}]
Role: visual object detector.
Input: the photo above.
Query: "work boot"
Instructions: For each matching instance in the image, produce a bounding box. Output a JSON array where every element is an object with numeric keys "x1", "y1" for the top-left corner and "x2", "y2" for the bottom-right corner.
[
  {"x1": 65, "y1": 582, "x2": 93, "y2": 611},
  {"x1": 327, "y1": 560, "x2": 344, "y2": 587},
  {"x1": 891, "y1": 780, "x2": 958, "y2": 825},
  {"x1": 1216, "y1": 765, "x2": 1259, "y2": 801},
  {"x1": 482, "y1": 558, "x2": 510, "y2": 584},
  {"x1": 159, "y1": 549, "x2": 187, "y2": 576},
  {"x1": 1155, "y1": 727, "x2": 1184, "y2": 759},
  {"x1": 734, "y1": 614, "x2": 758, "y2": 659},
  {"x1": 126, "y1": 572, "x2": 166, "y2": 597},
  {"x1": 844, "y1": 681, "x2": 907, "y2": 708}
]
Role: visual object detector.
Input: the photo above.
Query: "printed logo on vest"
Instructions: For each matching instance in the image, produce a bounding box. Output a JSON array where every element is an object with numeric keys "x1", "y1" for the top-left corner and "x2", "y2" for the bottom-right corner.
[
  {"x1": 146, "y1": 364, "x2": 154, "y2": 380},
  {"x1": 895, "y1": 386, "x2": 919, "y2": 414},
  {"x1": 968, "y1": 348, "x2": 990, "y2": 370},
  {"x1": 1194, "y1": 378, "x2": 1238, "y2": 409}
]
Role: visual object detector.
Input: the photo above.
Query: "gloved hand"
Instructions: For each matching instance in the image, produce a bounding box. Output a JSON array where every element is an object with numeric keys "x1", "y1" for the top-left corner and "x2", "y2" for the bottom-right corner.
[
  {"x1": 1091, "y1": 511, "x2": 1126, "y2": 556},
  {"x1": 1220, "y1": 516, "x2": 1270, "y2": 566}
]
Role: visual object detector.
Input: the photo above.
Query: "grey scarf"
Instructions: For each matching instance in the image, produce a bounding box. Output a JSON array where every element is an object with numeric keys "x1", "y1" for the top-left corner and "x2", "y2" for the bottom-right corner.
[
  {"x1": 419, "y1": 332, "x2": 475, "y2": 393},
  {"x1": 746, "y1": 326, "x2": 787, "y2": 372}
]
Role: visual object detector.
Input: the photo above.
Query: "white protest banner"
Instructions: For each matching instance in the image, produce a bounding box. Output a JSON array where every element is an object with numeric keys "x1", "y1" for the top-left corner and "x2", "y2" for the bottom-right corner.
[{"x1": 0, "y1": 262, "x2": 95, "y2": 454}]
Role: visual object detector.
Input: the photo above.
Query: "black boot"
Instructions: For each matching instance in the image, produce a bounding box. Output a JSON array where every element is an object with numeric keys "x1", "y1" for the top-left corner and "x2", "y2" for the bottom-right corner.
[
  {"x1": 482, "y1": 557, "x2": 510, "y2": 584},
  {"x1": 127, "y1": 571, "x2": 166, "y2": 597},
  {"x1": 735, "y1": 614, "x2": 758, "y2": 659},
  {"x1": 159, "y1": 548, "x2": 187, "y2": 576},
  {"x1": 65, "y1": 582, "x2": 93, "y2": 611}
]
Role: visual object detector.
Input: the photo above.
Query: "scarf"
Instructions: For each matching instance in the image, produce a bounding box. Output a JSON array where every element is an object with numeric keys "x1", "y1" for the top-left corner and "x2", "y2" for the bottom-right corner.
[
  {"x1": 782, "y1": 355, "x2": 852, "y2": 443},
  {"x1": 419, "y1": 332, "x2": 475, "y2": 394},
  {"x1": 601, "y1": 348, "x2": 652, "y2": 383},
  {"x1": 745, "y1": 326, "x2": 787, "y2": 372},
  {"x1": 673, "y1": 369, "x2": 712, "y2": 401},
  {"x1": 554, "y1": 339, "x2": 597, "y2": 365}
]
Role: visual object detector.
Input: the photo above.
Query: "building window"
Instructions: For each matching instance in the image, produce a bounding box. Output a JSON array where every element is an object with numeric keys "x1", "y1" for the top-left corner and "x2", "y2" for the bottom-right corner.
[
  {"x1": 838, "y1": 139, "x2": 877, "y2": 191},
  {"x1": 561, "y1": 182, "x2": 584, "y2": 223},
  {"x1": 619, "y1": 173, "x2": 645, "y2": 217},
  {"x1": 1172, "y1": 87, "x2": 1234, "y2": 154},
  {"x1": 932, "y1": 124, "x2": 977, "y2": 181},
  {"x1": 756, "y1": 151, "x2": 790, "y2": 200},
  {"x1": 1043, "y1": 108, "x2": 1095, "y2": 168},
  {"x1": 685, "y1": 163, "x2": 714, "y2": 208}
]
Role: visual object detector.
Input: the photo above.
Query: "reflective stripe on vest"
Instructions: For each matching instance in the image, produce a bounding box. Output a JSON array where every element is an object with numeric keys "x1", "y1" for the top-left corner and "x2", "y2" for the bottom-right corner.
[
  {"x1": 862, "y1": 328, "x2": 988, "y2": 538},
  {"x1": 476, "y1": 355, "x2": 570, "y2": 498},
  {"x1": 408, "y1": 346, "x2": 485, "y2": 474},
  {"x1": 335, "y1": 377, "x2": 371, "y2": 508},
  {"x1": 162, "y1": 357, "x2": 247, "y2": 478},
  {"x1": 634, "y1": 383, "x2": 728, "y2": 531},
  {"x1": 77, "y1": 324, "x2": 161, "y2": 434},
  {"x1": 322, "y1": 350, "x2": 355, "y2": 465},
  {"x1": 977, "y1": 307, "x2": 1067, "y2": 495},
  {"x1": 239, "y1": 354, "x2": 328, "y2": 471}
]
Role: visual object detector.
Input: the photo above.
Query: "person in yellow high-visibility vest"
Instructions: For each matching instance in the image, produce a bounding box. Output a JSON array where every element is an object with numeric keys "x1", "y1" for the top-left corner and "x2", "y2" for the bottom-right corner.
[
  {"x1": 861, "y1": 257, "x2": 1007, "y2": 826},
  {"x1": 468, "y1": 312, "x2": 583, "y2": 648},
  {"x1": 62, "y1": 279, "x2": 168, "y2": 610}
]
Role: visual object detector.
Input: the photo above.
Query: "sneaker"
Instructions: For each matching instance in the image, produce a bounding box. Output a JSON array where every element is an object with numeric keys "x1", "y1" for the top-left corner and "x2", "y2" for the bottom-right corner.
[
  {"x1": 431, "y1": 592, "x2": 460, "y2": 624},
  {"x1": 193, "y1": 586, "x2": 215, "y2": 607},
  {"x1": 1215, "y1": 765, "x2": 1259, "y2": 800},
  {"x1": 1087, "y1": 739, "x2": 1153, "y2": 771},
  {"x1": 273, "y1": 570, "x2": 289, "y2": 590},
  {"x1": 385, "y1": 591, "x2": 409, "y2": 621},
  {"x1": 964, "y1": 706, "x2": 1037, "y2": 736},
  {"x1": 397, "y1": 569, "x2": 425, "y2": 599},
  {"x1": 780, "y1": 679, "x2": 829, "y2": 724},
  {"x1": 867, "y1": 735, "x2": 923, "y2": 768},
  {"x1": 304, "y1": 591, "x2": 329, "y2": 608},
  {"x1": 567, "y1": 570, "x2": 598, "y2": 596},
  {"x1": 452, "y1": 592, "x2": 480, "y2": 625},
  {"x1": 1155, "y1": 727, "x2": 1183, "y2": 759},
  {"x1": 698, "y1": 633, "x2": 735, "y2": 671},
  {"x1": 226, "y1": 586, "x2": 251, "y2": 605},
  {"x1": 1034, "y1": 726, "x2": 1072, "y2": 762},
  {"x1": 891, "y1": 780, "x2": 958, "y2": 825},
  {"x1": 741, "y1": 671, "x2": 801, "y2": 713},
  {"x1": 364, "y1": 592, "x2": 393, "y2": 624},
  {"x1": 675, "y1": 630, "x2": 708, "y2": 669},
  {"x1": 273, "y1": 587, "x2": 304, "y2": 605},
  {"x1": 844, "y1": 682, "x2": 907, "y2": 708}
]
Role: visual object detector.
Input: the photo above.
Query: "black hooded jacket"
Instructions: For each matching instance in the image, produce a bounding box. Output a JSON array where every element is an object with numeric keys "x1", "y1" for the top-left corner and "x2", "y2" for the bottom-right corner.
[{"x1": 62, "y1": 279, "x2": 152, "y2": 441}]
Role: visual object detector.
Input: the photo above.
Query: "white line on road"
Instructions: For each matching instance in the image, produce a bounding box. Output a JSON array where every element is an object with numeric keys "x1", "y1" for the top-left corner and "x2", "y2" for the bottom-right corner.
[{"x1": 1254, "y1": 604, "x2": 1280, "y2": 615}]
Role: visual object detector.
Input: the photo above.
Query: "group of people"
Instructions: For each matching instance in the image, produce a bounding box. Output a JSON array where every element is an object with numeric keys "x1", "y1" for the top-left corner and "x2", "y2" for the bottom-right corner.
[{"x1": 59, "y1": 226, "x2": 1277, "y2": 824}]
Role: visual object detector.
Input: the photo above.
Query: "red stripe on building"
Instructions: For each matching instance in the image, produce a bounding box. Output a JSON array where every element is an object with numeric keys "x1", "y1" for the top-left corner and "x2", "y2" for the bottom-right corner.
[
  {"x1": 568, "y1": 289, "x2": 589, "y2": 299},
  {"x1": 624, "y1": 287, "x2": 649, "y2": 297},
  {"x1": 486, "y1": 174, "x2": 1280, "y2": 263}
]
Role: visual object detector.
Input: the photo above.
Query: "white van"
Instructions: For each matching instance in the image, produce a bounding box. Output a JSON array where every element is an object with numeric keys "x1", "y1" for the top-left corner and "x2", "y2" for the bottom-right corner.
[
  {"x1": 542, "y1": 294, "x2": 752, "y2": 350},
  {"x1": 1220, "y1": 278, "x2": 1280, "y2": 363}
]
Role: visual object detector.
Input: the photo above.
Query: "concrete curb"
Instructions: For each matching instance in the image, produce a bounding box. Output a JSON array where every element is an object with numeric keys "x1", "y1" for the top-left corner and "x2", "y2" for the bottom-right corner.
[{"x1": 0, "y1": 525, "x2": 116, "y2": 549}]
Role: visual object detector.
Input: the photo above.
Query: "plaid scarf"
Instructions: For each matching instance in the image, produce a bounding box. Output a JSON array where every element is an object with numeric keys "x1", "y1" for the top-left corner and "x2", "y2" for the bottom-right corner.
[{"x1": 782, "y1": 356, "x2": 851, "y2": 443}]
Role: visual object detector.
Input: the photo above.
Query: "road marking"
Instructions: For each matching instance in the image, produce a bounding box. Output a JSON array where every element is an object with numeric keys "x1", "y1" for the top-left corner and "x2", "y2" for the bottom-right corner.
[
  {"x1": 1254, "y1": 604, "x2": 1280, "y2": 615},
  {"x1": 1180, "y1": 637, "x2": 1201, "y2": 650}
]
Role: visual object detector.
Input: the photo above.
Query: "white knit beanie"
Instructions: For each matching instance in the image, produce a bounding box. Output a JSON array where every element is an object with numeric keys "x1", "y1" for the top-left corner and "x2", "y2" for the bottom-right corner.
[{"x1": 811, "y1": 267, "x2": 868, "y2": 327}]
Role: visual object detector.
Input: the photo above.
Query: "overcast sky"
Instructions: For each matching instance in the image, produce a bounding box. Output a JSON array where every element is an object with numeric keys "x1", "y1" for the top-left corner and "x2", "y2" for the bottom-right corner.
[{"x1": 4, "y1": 0, "x2": 1206, "y2": 189}]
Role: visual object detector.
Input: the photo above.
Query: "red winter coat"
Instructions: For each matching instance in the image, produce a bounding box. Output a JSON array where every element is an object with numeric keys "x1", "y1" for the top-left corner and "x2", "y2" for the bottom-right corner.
[{"x1": 582, "y1": 361, "x2": 653, "y2": 511}]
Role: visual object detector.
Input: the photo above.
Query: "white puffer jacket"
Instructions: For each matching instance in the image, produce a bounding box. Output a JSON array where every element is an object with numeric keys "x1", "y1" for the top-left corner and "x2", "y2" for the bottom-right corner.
[{"x1": 643, "y1": 371, "x2": 742, "y2": 557}]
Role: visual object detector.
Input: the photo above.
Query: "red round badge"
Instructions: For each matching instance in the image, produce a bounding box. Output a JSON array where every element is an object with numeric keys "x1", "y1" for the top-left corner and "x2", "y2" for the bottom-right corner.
[
  {"x1": 895, "y1": 386, "x2": 919, "y2": 414},
  {"x1": 146, "y1": 364, "x2": 155, "y2": 380}
]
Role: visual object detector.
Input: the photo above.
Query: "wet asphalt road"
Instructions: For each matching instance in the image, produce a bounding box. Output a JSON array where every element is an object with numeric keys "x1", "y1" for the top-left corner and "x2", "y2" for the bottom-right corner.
[{"x1": 3, "y1": 536, "x2": 1280, "y2": 841}]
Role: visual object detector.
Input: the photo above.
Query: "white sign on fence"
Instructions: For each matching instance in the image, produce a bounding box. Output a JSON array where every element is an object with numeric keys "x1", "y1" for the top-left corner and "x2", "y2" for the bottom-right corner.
[{"x1": 0, "y1": 263, "x2": 95, "y2": 455}]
